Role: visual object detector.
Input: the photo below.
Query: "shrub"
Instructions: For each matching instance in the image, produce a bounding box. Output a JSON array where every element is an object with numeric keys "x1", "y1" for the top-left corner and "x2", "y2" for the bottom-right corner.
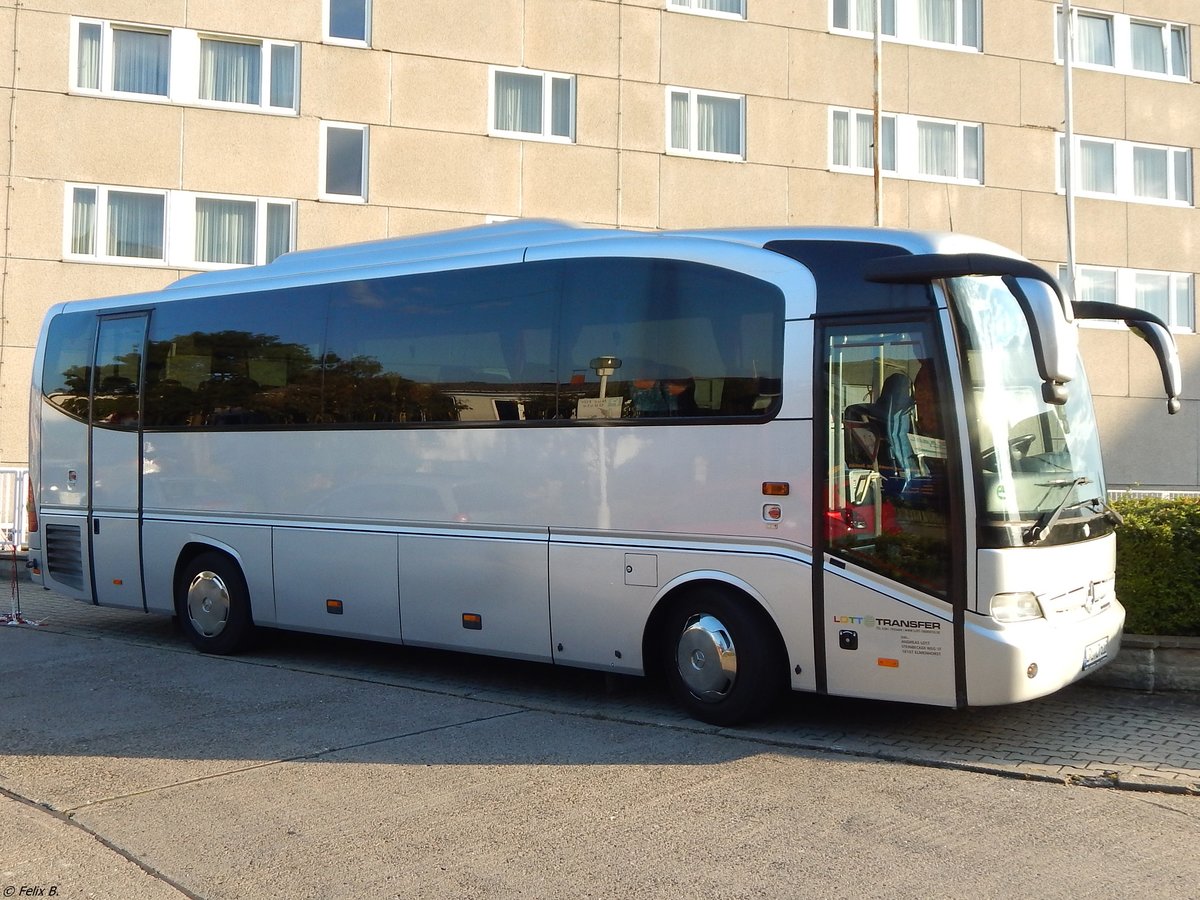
[{"x1": 1112, "y1": 497, "x2": 1200, "y2": 636}]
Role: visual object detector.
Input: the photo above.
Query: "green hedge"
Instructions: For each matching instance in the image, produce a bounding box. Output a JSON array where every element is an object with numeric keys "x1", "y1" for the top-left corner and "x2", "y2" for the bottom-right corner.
[{"x1": 1112, "y1": 497, "x2": 1200, "y2": 636}]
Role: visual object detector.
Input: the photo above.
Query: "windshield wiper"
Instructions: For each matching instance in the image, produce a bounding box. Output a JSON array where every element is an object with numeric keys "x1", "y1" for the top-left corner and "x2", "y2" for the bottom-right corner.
[
  {"x1": 1081, "y1": 494, "x2": 1124, "y2": 528},
  {"x1": 1024, "y1": 477, "x2": 1091, "y2": 545}
]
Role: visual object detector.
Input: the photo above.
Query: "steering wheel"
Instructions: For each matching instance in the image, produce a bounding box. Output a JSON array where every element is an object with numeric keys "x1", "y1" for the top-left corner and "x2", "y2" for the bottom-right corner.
[{"x1": 981, "y1": 433, "x2": 1037, "y2": 469}]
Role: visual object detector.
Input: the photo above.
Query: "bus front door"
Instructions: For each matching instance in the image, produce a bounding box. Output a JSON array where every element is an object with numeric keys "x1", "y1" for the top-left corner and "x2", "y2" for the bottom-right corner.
[
  {"x1": 89, "y1": 313, "x2": 147, "y2": 610},
  {"x1": 819, "y1": 320, "x2": 962, "y2": 706}
]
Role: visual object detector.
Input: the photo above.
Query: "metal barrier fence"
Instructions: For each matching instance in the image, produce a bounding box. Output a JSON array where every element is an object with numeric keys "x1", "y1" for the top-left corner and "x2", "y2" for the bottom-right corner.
[
  {"x1": 1, "y1": 467, "x2": 29, "y2": 551},
  {"x1": 1110, "y1": 489, "x2": 1200, "y2": 501}
]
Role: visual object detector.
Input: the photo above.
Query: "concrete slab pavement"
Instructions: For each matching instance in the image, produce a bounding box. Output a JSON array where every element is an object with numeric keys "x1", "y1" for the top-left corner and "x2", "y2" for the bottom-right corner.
[{"x1": 4, "y1": 577, "x2": 1198, "y2": 796}]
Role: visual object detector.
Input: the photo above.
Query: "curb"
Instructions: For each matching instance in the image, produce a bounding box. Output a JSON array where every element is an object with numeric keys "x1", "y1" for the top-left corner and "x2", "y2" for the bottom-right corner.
[{"x1": 1090, "y1": 633, "x2": 1200, "y2": 692}]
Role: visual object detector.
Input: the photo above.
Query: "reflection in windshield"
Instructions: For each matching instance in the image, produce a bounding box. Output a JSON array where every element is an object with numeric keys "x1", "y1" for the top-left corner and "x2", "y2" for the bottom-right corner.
[{"x1": 949, "y1": 276, "x2": 1106, "y2": 532}]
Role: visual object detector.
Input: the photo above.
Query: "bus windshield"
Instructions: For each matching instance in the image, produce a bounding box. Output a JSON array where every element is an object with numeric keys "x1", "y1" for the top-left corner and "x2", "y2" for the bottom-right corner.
[{"x1": 949, "y1": 275, "x2": 1109, "y2": 546}]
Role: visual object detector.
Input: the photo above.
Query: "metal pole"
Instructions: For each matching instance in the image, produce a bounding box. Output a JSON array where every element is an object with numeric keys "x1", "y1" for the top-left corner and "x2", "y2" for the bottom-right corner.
[
  {"x1": 1061, "y1": 0, "x2": 1078, "y2": 300},
  {"x1": 873, "y1": 0, "x2": 883, "y2": 227}
]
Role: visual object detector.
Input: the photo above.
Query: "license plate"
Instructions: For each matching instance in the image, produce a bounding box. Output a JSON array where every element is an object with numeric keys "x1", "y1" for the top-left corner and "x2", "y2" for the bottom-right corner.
[{"x1": 1083, "y1": 637, "x2": 1109, "y2": 670}]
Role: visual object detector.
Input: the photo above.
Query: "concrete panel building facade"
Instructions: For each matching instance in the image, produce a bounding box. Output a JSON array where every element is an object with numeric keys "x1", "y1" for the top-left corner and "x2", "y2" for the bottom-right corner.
[{"x1": 1, "y1": 0, "x2": 1197, "y2": 488}]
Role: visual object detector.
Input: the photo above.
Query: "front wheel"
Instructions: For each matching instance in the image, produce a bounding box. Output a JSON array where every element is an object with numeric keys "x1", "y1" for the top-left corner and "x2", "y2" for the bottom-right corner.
[
  {"x1": 662, "y1": 586, "x2": 784, "y2": 726},
  {"x1": 177, "y1": 551, "x2": 255, "y2": 655}
]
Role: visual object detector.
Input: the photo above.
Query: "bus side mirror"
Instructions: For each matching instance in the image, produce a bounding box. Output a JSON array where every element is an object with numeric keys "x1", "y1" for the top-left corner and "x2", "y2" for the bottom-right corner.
[
  {"x1": 1073, "y1": 301, "x2": 1183, "y2": 415},
  {"x1": 1003, "y1": 276, "x2": 1077, "y2": 405}
]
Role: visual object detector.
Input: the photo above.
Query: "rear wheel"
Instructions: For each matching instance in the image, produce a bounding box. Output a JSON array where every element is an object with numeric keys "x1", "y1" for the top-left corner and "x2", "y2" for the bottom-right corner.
[
  {"x1": 662, "y1": 585, "x2": 784, "y2": 726},
  {"x1": 177, "y1": 551, "x2": 254, "y2": 654}
]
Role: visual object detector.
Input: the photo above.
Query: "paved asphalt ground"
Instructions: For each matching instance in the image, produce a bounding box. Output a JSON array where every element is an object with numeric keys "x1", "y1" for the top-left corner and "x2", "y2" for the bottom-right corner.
[{"x1": 2, "y1": 568, "x2": 1198, "y2": 898}]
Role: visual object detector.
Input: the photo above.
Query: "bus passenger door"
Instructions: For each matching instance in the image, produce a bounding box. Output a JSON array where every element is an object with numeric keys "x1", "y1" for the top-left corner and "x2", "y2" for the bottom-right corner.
[
  {"x1": 818, "y1": 320, "x2": 963, "y2": 707},
  {"x1": 89, "y1": 313, "x2": 147, "y2": 610}
]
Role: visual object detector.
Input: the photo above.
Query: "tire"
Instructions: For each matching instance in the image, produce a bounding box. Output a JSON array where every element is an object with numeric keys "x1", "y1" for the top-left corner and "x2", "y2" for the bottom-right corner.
[
  {"x1": 662, "y1": 585, "x2": 784, "y2": 726},
  {"x1": 177, "y1": 551, "x2": 255, "y2": 655}
]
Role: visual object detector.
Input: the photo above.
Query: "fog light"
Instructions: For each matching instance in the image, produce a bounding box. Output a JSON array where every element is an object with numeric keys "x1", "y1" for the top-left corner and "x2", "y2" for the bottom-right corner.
[{"x1": 1027, "y1": 662, "x2": 1038, "y2": 679}]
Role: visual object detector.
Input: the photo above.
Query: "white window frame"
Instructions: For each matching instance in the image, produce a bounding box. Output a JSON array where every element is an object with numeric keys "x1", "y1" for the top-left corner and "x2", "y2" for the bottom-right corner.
[
  {"x1": 324, "y1": 0, "x2": 372, "y2": 47},
  {"x1": 830, "y1": 0, "x2": 982, "y2": 52},
  {"x1": 667, "y1": 0, "x2": 747, "y2": 21},
  {"x1": 69, "y1": 18, "x2": 300, "y2": 114},
  {"x1": 1058, "y1": 134, "x2": 1193, "y2": 206},
  {"x1": 830, "y1": 108, "x2": 983, "y2": 185},
  {"x1": 320, "y1": 121, "x2": 370, "y2": 203},
  {"x1": 488, "y1": 66, "x2": 577, "y2": 144},
  {"x1": 1061, "y1": 264, "x2": 1196, "y2": 333},
  {"x1": 1055, "y1": 7, "x2": 1190, "y2": 81},
  {"x1": 665, "y1": 86, "x2": 747, "y2": 162},
  {"x1": 64, "y1": 184, "x2": 295, "y2": 269}
]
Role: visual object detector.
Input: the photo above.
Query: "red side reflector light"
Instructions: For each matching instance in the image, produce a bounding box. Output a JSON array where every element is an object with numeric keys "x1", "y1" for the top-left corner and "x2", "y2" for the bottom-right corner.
[
  {"x1": 762, "y1": 482, "x2": 790, "y2": 496},
  {"x1": 26, "y1": 478, "x2": 38, "y2": 533}
]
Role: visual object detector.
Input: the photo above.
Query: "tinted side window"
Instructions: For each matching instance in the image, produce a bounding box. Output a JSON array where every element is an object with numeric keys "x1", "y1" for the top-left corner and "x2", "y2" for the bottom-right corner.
[
  {"x1": 41, "y1": 312, "x2": 95, "y2": 421},
  {"x1": 324, "y1": 265, "x2": 561, "y2": 423},
  {"x1": 146, "y1": 288, "x2": 326, "y2": 427},
  {"x1": 558, "y1": 258, "x2": 783, "y2": 419}
]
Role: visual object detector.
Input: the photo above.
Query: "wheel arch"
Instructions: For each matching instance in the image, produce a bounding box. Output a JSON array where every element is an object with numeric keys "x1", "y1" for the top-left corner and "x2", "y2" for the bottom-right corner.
[{"x1": 641, "y1": 571, "x2": 789, "y2": 680}]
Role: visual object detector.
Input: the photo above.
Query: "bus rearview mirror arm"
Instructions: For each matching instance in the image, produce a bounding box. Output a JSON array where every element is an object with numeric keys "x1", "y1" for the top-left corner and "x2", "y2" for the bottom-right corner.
[
  {"x1": 865, "y1": 253, "x2": 1074, "y2": 405},
  {"x1": 1073, "y1": 301, "x2": 1183, "y2": 415}
]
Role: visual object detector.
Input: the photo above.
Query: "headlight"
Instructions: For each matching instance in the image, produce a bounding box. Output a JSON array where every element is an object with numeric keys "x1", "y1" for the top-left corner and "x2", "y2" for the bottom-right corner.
[{"x1": 990, "y1": 591, "x2": 1044, "y2": 623}]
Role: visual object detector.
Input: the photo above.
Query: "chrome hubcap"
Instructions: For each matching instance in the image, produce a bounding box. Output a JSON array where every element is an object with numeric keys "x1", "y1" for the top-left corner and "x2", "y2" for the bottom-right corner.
[
  {"x1": 187, "y1": 571, "x2": 230, "y2": 638},
  {"x1": 676, "y1": 614, "x2": 737, "y2": 701}
]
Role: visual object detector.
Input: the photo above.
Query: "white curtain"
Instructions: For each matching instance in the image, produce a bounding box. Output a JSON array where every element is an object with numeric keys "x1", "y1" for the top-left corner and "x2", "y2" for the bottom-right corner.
[
  {"x1": 107, "y1": 191, "x2": 165, "y2": 259},
  {"x1": 918, "y1": 0, "x2": 955, "y2": 44},
  {"x1": 270, "y1": 45, "x2": 296, "y2": 109},
  {"x1": 266, "y1": 203, "x2": 292, "y2": 263},
  {"x1": 112, "y1": 29, "x2": 169, "y2": 95},
  {"x1": 918, "y1": 121, "x2": 956, "y2": 177},
  {"x1": 1131, "y1": 22, "x2": 1166, "y2": 73},
  {"x1": 1134, "y1": 273, "x2": 1171, "y2": 321},
  {"x1": 71, "y1": 188, "x2": 96, "y2": 255},
  {"x1": 698, "y1": 0, "x2": 742, "y2": 13},
  {"x1": 670, "y1": 91, "x2": 690, "y2": 150},
  {"x1": 200, "y1": 39, "x2": 261, "y2": 104},
  {"x1": 831, "y1": 110, "x2": 849, "y2": 166},
  {"x1": 697, "y1": 94, "x2": 742, "y2": 156},
  {"x1": 854, "y1": 112, "x2": 874, "y2": 169},
  {"x1": 1173, "y1": 277, "x2": 1194, "y2": 330},
  {"x1": 1079, "y1": 140, "x2": 1115, "y2": 193},
  {"x1": 1076, "y1": 14, "x2": 1114, "y2": 66},
  {"x1": 1170, "y1": 27, "x2": 1188, "y2": 77},
  {"x1": 196, "y1": 198, "x2": 256, "y2": 265},
  {"x1": 1174, "y1": 151, "x2": 1192, "y2": 203},
  {"x1": 494, "y1": 71, "x2": 542, "y2": 134},
  {"x1": 77, "y1": 23, "x2": 101, "y2": 89},
  {"x1": 1133, "y1": 147, "x2": 1169, "y2": 200},
  {"x1": 962, "y1": 125, "x2": 981, "y2": 181},
  {"x1": 1075, "y1": 269, "x2": 1117, "y2": 304}
]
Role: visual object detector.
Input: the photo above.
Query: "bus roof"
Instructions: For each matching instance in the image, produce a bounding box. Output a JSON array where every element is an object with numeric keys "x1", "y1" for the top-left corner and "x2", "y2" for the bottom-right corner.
[{"x1": 164, "y1": 220, "x2": 1019, "y2": 295}]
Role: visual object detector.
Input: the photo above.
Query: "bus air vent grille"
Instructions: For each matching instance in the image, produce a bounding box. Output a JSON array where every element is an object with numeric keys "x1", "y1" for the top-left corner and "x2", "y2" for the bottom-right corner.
[{"x1": 45, "y1": 524, "x2": 84, "y2": 591}]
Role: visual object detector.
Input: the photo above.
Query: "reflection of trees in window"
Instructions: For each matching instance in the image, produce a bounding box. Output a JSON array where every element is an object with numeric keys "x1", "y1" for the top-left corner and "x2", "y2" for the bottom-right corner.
[{"x1": 320, "y1": 352, "x2": 460, "y2": 423}]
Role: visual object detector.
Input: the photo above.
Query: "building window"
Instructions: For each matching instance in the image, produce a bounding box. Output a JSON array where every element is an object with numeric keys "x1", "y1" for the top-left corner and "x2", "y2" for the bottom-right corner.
[
  {"x1": 70, "y1": 19, "x2": 299, "y2": 114},
  {"x1": 831, "y1": 0, "x2": 981, "y2": 51},
  {"x1": 667, "y1": 87, "x2": 746, "y2": 160},
  {"x1": 321, "y1": 123, "x2": 369, "y2": 201},
  {"x1": 667, "y1": 0, "x2": 747, "y2": 20},
  {"x1": 831, "y1": 108, "x2": 982, "y2": 184},
  {"x1": 489, "y1": 67, "x2": 576, "y2": 142},
  {"x1": 66, "y1": 185, "x2": 294, "y2": 268},
  {"x1": 1062, "y1": 265, "x2": 1195, "y2": 333},
  {"x1": 326, "y1": 0, "x2": 371, "y2": 45},
  {"x1": 1057, "y1": 8, "x2": 1189, "y2": 79},
  {"x1": 1059, "y1": 135, "x2": 1192, "y2": 205}
]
